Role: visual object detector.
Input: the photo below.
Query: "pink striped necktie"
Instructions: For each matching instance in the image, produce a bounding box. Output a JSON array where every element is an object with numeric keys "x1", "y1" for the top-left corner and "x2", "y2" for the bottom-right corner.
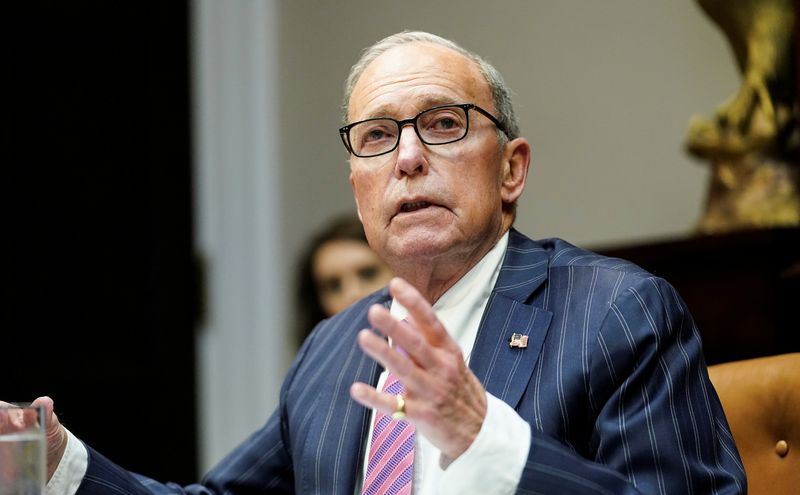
[{"x1": 362, "y1": 371, "x2": 415, "y2": 495}]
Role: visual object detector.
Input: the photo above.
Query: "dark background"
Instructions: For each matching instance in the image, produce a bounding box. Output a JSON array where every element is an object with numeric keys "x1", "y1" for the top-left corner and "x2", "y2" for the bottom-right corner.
[
  {"x1": 599, "y1": 228, "x2": 800, "y2": 366},
  {"x1": 2, "y1": 1, "x2": 198, "y2": 483}
]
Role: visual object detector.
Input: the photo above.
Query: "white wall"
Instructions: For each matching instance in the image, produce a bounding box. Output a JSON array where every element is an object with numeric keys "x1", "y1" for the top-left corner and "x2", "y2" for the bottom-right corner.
[{"x1": 192, "y1": 0, "x2": 740, "y2": 474}]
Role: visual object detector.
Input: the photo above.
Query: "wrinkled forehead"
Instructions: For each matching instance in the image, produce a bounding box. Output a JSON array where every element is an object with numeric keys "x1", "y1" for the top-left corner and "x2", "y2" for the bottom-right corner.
[{"x1": 347, "y1": 42, "x2": 493, "y2": 122}]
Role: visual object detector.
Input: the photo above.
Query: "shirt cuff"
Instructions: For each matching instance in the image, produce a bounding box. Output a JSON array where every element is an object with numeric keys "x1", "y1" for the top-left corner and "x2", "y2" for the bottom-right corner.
[
  {"x1": 46, "y1": 428, "x2": 88, "y2": 495},
  {"x1": 435, "y1": 393, "x2": 530, "y2": 494}
]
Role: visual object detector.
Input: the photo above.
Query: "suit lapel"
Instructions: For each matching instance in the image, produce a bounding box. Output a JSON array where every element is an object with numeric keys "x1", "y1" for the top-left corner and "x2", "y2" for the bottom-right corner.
[
  {"x1": 469, "y1": 229, "x2": 553, "y2": 409},
  {"x1": 337, "y1": 292, "x2": 390, "y2": 492},
  {"x1": 295, "y1": 291, "x2": 388, "y2": 494}
]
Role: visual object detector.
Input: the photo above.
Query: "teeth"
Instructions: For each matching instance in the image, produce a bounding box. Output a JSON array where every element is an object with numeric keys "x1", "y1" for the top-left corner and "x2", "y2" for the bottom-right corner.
[{"x1": 401, "y1": 201, "x2": 430, "y2": 212}]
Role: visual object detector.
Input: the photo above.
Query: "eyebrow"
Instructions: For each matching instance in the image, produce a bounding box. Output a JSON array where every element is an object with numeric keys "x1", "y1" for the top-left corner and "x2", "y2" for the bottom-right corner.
[{"x1": 360, "y1": 95, "x2": 462, "y2": 121}]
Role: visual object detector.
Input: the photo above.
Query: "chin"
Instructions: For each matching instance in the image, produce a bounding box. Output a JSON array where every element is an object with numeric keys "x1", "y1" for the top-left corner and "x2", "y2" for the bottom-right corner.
[{"x1": 385, "y1": 231, "x2": 456, "y2": 262}]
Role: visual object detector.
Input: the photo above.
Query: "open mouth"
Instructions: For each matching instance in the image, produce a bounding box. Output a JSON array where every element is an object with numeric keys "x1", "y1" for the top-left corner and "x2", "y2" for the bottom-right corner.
[{"x1": 400, "y1": 201, "x2": 432, "y2": 213}]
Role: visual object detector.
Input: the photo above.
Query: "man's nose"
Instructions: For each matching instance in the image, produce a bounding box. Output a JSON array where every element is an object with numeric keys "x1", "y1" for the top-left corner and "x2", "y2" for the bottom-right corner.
[{"x1": 394, "y1": 125, "x2": 429, "y2": 177}]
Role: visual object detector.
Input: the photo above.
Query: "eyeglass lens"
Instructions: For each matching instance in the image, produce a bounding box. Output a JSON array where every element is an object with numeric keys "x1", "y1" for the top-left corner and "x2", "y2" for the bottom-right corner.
[{"x1": 349, "y1": 106, "x2": 468, "y2": 157}]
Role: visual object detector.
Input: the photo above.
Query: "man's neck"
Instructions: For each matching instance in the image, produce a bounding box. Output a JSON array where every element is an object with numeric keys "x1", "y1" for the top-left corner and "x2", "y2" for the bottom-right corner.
[{"x1": 393, "y1": 225, "x2": 511, "y2": 303}]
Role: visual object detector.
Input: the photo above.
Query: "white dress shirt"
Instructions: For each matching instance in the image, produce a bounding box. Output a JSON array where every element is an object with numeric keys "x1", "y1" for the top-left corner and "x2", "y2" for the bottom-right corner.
[
  {"x1": 47, "y1": 428, "x2": 88, "y2": 495},
  {"x1": 48, "y1": 231, "x2": 530, "y2": 495}
]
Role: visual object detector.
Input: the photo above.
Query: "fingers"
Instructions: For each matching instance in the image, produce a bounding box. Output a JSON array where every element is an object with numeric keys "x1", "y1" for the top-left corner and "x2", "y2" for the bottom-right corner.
[
  {"x1": 353, "y1": 276, "x2": 465, "y2": 405},
  {"x1": 357, "y1": 328, "x2": 407, "y2": 373},
  {"x1": 31, "y1": 396, "x2": 58, "y2": 434},
  {"x1": 350, "y1": 382, "x2": 406, "y2": 419},
  {"x1": 366, "y1": 307, "x2": 439, "y2": 371},
  {"x1": 0, "y1": 405, "x2": 25, "y2": 431},
  {"x1": 352, "y1": 277, "x2": 488, "y2": 460},
  {"x1": 388, "y1": 278, "x2": 454, "y2": 349},
  {"x1": 353, "y1": 326, "x2": 432, "y2": 424},
  {"x1": 358, "y1": 277, "x2": 466, "y2": 394},
  {"x1": 370, "y1": 277, "x2": 461, "y2": 355},
  {"x1": 0, "y1": 401, "x2": 38, "y2": 431}
]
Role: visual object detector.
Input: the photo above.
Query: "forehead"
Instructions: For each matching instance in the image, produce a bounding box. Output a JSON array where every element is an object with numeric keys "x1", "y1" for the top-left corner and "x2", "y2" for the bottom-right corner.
[{"x1": 348, "y1": 42, "x2": 493, "y2": 121}]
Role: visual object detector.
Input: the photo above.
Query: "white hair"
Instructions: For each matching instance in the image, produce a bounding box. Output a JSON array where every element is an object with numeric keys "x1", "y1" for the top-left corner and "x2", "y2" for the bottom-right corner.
[{"x1": 342, "y1": 30, "x2": 520, "y2": 141}]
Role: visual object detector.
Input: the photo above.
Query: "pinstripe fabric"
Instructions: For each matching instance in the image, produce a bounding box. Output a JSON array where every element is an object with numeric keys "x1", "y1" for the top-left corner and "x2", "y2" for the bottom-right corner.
[{"x1": 76, "y1": 229, "x2": 746, "y2": 495}]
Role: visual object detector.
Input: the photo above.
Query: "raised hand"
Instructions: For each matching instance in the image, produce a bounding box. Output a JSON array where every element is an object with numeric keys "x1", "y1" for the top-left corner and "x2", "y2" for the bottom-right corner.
[{"x1": 350, "y1": 277, "x2": 487, "y2": 463}]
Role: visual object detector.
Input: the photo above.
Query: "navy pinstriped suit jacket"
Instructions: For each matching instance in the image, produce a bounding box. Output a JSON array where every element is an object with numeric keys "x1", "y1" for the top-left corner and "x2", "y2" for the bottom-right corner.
[{"x1": 79, "y1": 229, "x2": 746, "y2": 494}]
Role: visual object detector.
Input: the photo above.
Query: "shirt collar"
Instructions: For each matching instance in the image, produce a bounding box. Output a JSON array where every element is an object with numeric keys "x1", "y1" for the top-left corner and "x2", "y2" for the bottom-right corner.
[{"x1": 390, "y1": 230, "x2": 509, "y2": 331}]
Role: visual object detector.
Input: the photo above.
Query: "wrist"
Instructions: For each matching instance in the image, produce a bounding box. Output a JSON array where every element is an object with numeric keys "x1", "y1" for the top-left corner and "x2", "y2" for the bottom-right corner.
[{"x1": 47, "y1": 425, "x2": 68, "y2": 480}]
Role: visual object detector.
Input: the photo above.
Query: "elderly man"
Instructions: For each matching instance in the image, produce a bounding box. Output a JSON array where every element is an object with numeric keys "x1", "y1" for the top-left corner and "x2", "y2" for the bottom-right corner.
[{"x1": 10, "y1": 31, "x2": 745, "y2": 494}]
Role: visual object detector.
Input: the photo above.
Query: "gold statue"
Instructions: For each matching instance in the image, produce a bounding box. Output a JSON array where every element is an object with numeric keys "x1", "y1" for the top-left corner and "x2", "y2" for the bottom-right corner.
[{"x1": 686, "y1": 0, "x2": 799, "y2": 234}]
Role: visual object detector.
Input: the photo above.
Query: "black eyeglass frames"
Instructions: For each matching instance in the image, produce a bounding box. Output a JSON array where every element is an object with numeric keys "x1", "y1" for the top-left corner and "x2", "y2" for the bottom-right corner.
[{"x1": 339, "y1": 103, "x2": 508, "y2": 158}]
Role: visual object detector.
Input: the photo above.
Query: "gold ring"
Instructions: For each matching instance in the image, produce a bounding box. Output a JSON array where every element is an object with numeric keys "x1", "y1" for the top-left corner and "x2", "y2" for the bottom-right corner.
[{"x1": 391, "y1": 394, "x2": 406, "y2": 420}]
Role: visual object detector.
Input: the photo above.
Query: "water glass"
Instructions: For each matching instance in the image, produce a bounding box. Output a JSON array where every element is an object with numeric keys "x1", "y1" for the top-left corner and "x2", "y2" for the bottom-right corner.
[{"x1": 0, "y1": 404, "x2": 46, "y2": 495}]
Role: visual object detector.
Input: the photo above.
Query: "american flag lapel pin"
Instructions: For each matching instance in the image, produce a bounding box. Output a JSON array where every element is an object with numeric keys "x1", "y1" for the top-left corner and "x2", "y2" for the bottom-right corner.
[{"x1": 509, "y1": 333, "x2": 528, "y2": 349}]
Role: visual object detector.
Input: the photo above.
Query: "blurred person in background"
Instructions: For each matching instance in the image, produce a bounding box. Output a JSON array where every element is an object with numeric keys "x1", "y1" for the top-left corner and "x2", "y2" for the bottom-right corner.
[{"x1": 295, "y1": 214, "x2": 393, "y2": 347}]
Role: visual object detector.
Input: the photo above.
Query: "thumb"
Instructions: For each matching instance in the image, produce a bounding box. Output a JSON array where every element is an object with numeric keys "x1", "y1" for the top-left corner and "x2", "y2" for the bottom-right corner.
[{"x1": 31, "y1": 396, "x2": 68, "y2": 481}]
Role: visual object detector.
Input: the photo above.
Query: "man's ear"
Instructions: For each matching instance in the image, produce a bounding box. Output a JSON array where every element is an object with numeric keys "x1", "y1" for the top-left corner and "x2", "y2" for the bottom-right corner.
[
  {"x1": 500, "y1": 137, "x2": 531, "y2": 205},
  {"x1": 349, "y1": 172, "x2": 364, "y2": 223}
]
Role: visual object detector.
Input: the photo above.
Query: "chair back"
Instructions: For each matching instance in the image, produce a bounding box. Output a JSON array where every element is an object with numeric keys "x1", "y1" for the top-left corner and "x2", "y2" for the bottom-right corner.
[{"x1": 708, "y1": 353, "x2": 800, "y2": 495}]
